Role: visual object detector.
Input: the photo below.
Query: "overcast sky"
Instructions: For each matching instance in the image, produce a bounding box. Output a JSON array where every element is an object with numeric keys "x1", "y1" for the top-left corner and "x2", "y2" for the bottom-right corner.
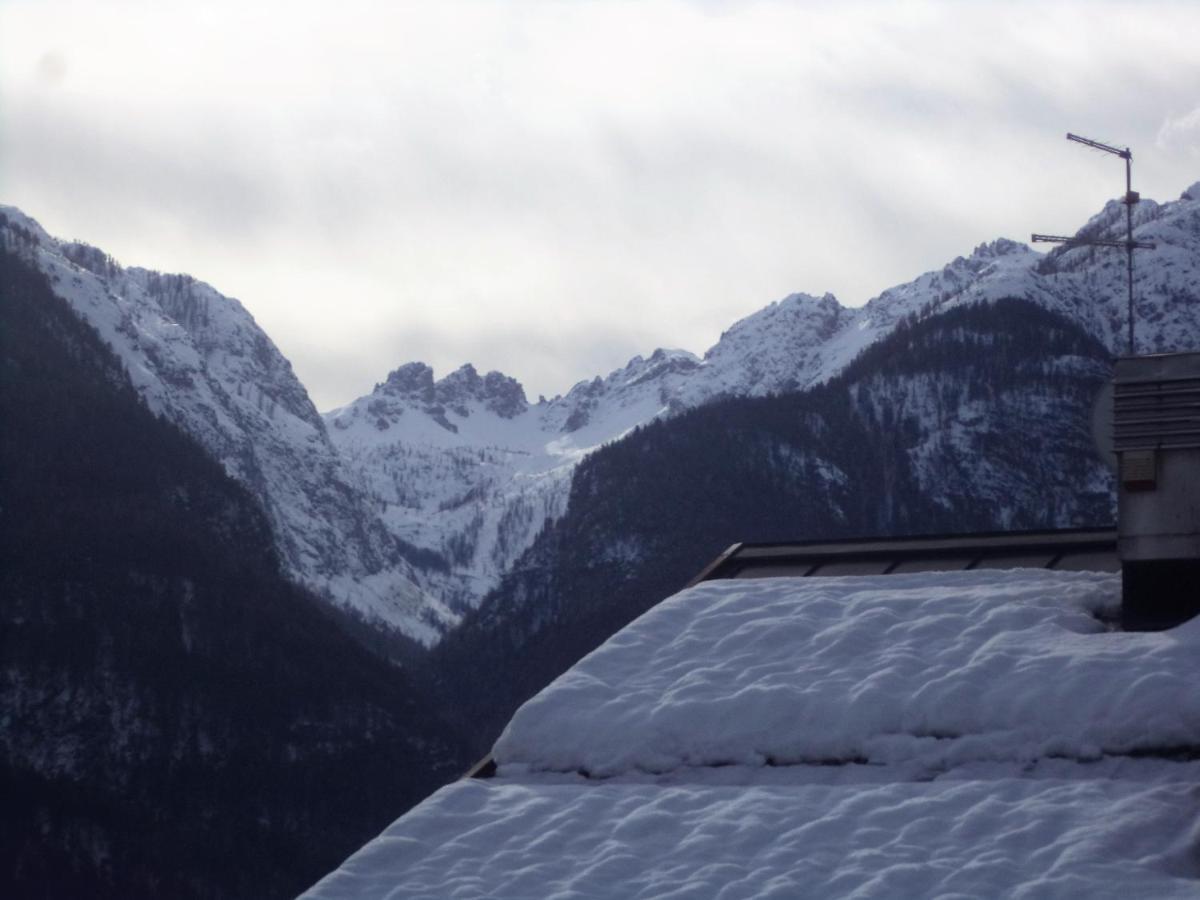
[{"x1": 3, "y1": 0, "x2": 1200, "y2": 409}]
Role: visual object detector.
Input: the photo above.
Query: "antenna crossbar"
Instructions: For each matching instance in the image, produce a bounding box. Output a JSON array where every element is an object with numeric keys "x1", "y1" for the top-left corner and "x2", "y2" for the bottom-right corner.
[
  {"x1": 1066, "y1": 132, "x2": 1131, "y2": 159},
  {"x1": 1031, "y1": 234, "x2": 1156, "y2": 251}
]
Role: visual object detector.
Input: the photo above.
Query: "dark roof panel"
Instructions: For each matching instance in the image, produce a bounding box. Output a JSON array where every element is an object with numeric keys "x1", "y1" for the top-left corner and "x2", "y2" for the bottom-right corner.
[
  {"x1": 889, "y1": 557, "x2": 974, "y2": 574},
  {"x1": 702, "y1": 529, "x2": 1117, "y2": 583}
]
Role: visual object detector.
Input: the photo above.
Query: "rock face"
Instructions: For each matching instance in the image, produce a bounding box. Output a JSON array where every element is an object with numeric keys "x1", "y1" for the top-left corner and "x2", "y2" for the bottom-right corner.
[
  {"x1": 0, "y1": 207, "x2": 453, "y2": 643},
  {"x1": 363, "y1": 362, "x2": 528, "y2": 434}
]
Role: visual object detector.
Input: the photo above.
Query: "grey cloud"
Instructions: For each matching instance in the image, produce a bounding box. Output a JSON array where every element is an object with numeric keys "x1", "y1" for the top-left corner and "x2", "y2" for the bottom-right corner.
[
  {"x1": 1157, "y1": 106, "x2": 1200, "y2": 155},
  {"x1": 2, "y1": 97, "x2": 288, "y2": 246},
  {"x1": 5, "y1": 0, "x2": 1200, "y2": 411}
]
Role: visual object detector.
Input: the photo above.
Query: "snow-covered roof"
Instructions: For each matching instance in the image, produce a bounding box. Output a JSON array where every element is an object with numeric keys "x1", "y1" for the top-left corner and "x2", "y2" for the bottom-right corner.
[{"x1": 305, "y1": 569, "x2": 1200, "y2": 898}]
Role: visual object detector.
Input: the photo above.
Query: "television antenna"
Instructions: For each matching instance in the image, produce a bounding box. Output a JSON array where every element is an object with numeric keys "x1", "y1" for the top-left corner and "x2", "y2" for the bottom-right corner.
[{"x1": 1031, "y1": 133, "x2": 1156, "y2": 356}]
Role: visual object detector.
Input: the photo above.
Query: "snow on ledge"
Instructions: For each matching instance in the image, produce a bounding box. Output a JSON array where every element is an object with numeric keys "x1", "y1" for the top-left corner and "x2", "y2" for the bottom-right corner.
[{"x1": 493, "y1": 570, "x2": 1199, "y2": 778}]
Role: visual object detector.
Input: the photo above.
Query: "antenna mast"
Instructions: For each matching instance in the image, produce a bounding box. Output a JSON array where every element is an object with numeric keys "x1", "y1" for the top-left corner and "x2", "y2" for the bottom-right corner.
[{"x1": 1031, "y1": 132, "x2": 1155, "y2": 356}]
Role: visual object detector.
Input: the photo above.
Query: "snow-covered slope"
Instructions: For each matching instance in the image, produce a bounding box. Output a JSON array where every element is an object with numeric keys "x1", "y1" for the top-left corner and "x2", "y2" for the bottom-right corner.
[
  {"x1": 328, "y1": 182, "x2": 1200, "y2": 613},
  {"x1": 1032, "y1": 185, "x2": 1200, "y2": 353},
  {"x1": 0, "y1": 208, "x2": 454, "y2": 643},
  {"x1": 326, "y1": 351, "x2": 705, "y2": 611},
  {"x1": 306, "y1": 569, "x2": 1200, "y2": 899}
]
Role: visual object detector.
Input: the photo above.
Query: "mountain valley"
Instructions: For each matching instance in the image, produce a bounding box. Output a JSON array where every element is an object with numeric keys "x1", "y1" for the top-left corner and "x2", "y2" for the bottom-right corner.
[{"x1": 7, "y1": 184, "x2": 1200, "y2": 643}]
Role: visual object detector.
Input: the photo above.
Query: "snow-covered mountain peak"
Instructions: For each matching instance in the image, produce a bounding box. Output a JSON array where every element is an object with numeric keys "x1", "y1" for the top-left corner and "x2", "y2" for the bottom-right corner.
[
  {"x1": 381, "y1": 361, "x2": 437, "y2": 397},
  {"x1": 711, "y1": 291, "x2": 843, "y2": 349},
  {"x1": 927, "y1": 240, "x2": 1039, "y2": 305},
  {"x1": 375, "y1": 361, "x2": 528, "y2": 418},
  {"x1": 0, "y1": 205, "x2": 53, "y2": 245},
  {"x1": 1038, "y1": 183, "x2": 1190, "y2": 272},
  {"x1": 333, "y1": 361, "x2": 531, "y2": 444},
  {"x1": 621, "y1": 346, "x2": 702, "y2": 369},
  {"x1": 602, "y1": 346, "x2": 701, "y2": 389},
  {"x1": 933, "y1": 238, "x2": 1037, "y2": 286},
  {"x1": 857, "y1": 236, "x2": 1038, "y2": 331},
  {"x1": 698, "y1": 291, "x2": 845, "y2": 388},
  {"x1": 1040, "y1": 194, "x2": 1167, "y2": 270},
  {"x1": 765, "y1": 290, "x2": 841, "y2": 315},
  {"x1": 538, "y1": 347, "x2": 702, "y2": 434},
  {"x1": 3, "y1": 205, "x2": 452, "y2": 643},
  {"x1": 968, "y1": 237, "x2": 1028, "y2": 261},
  {"x1": 441, "y1": 364, "x2": 529, "y2": 418}
]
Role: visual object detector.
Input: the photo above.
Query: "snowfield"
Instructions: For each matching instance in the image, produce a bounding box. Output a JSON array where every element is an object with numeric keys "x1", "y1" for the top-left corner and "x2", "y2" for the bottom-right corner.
[{"x1": 306, "y1": 570, "x2": 1200, "y2": 898}]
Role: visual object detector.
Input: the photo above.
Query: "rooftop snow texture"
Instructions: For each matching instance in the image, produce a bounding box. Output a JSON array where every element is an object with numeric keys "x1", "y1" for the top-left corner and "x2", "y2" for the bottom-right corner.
[
  {"x1": 303, "y1": 776, "x2": 1200, "y2": 899},
  {"x1": 306, "y1": 569, "x2": 1200, "y2": 899},
  {"x1": 492, "y1": 570, "x2": 1200, "y2": 777}
]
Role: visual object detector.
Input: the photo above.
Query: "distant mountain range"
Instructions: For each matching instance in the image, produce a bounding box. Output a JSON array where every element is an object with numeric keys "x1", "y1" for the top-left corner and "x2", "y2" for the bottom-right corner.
[{"x1": 5, "y1": 181, "x2": 1198, "y2": 642}]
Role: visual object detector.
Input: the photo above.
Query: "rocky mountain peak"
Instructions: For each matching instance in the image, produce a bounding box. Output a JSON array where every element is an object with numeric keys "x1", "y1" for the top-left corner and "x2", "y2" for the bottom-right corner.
[
  {"x1": 382, "y1": 362, "x2": 436, "y2": 399},
  {"x1": 1037, "y1": 188, "x2": 1179, "y2": 278},
  {"x1": 969, "y1": 238, "x2": 1027, "y2": 260},
  {"x1": 709, "y1": 290, "x2": 846, "y2": 360},
  {"x1": 479, "y1": 370, "x2": 528, "y2": 418},
  {"x1": 438, "y1": 363, "x2": 482, "y2": 395},
  {"x1": 0, "y1": 205, "x2": 53, "y2": 246},
  {"x1": 624, "y1": 348, "x2": 701, "y2": 388},
  {"x1": 769, "y1": 291, "x2": 841, "y2": 317},
  {"x1": 436, "y1": 364, "x2": 528, "y2": 418},
  {"x1": 1074, "y1": 194, "x2": 1163, "y2": 239},
  {"x1": 371, "y1": 360, "x2": 529, "y2": 422},
  {"x1": 935, "y1": 239, "x2": 1036, "y2": 285},
  {"x1": 764, "y1": 290, "x2": 840, "y2": 321}
]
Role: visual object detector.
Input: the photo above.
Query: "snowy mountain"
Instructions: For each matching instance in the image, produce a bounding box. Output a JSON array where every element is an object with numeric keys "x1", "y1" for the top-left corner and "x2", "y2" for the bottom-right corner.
[
  {"x1": 325, "y1": 352, "x2": 705, "y2": 612},
  {"x1": 328, "y1": 181, "x2": 1200, "y2": 615},
  {"x1": 0, "y1": 208, "x2": 454, "y2": 643},
  {"x1": 6, "y1": 180, "x2": 1198, "y2": 640}
]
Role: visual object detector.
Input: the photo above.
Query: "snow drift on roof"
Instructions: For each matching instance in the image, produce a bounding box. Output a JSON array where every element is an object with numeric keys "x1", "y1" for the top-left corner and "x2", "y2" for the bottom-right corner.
[
  {"x1": 305, "y1": 569, "x2": 1200, "y2": 898},
  {"x1": 305, "y1": 777, "x2": 1200, "y2": 899},
  {"x1": 496, "y1": 570, "x2": 1198, "y2": 778}
]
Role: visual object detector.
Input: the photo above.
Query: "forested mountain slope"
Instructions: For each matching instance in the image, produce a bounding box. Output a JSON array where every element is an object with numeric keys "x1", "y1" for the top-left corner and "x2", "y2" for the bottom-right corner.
[
  {"x1": 0, "y1": 208, "x2": 453, "y2": 643},
  {"x1": 0, "y1": 246, "x2": 468, "y2": 899}
]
